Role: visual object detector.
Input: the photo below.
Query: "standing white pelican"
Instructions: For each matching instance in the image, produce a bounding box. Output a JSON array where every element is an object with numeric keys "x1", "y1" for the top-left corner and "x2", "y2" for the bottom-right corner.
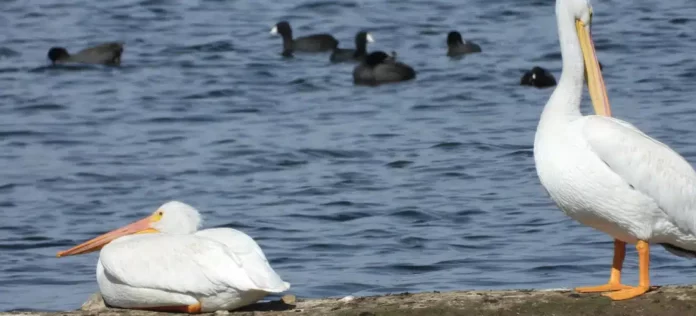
[
  {"x1": 57, "y1": 201, "x2": 290, "y2": 312},
  {"x1": 534, "y1": 0, "x2": 696, "y2": 301}
]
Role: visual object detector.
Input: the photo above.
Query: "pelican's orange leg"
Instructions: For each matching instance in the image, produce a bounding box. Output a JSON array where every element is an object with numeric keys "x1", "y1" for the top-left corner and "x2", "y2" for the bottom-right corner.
[
  {"x1": 137, "y1": 302, "x2": 202, "y2": 314},
  {"x1": 603, "y1": 240, "x2": 650, "y2": 300},
  {"x1": 575, "y1": 239, "x2": 632, "y2": 293}
]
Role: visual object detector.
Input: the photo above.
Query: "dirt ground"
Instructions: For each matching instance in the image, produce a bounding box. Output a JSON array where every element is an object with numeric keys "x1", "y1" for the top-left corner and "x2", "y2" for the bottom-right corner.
[{"x1": 4, "y1": 286, "x2": 696, "y2": 316}]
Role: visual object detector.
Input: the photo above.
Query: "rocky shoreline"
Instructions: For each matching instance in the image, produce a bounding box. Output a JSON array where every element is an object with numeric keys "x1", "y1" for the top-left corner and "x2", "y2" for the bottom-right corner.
[{"x1": 4, "y1": 286, "x2": 696, "y2": 316}]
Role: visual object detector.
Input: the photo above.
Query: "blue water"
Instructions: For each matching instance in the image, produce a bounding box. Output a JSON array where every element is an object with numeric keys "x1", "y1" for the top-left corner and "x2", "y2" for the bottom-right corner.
[{"x1": 2, "y1": 0, "x2": 696, "y2": 311}]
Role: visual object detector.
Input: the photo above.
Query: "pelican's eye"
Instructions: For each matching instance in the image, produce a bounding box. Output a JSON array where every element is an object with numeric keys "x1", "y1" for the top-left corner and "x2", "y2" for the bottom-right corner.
[{"x1": 151, "y1": 210, "x2": 164, "y2": 222}]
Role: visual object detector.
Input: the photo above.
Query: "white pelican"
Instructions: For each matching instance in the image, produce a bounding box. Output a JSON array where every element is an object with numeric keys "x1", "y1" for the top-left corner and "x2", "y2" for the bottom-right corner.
[
  {"x1": 534, "y1": 0, "x2": 696, "y2": 301},
  {"x1": 57, "y1": 201, "x2": 290, "y2": 312}
]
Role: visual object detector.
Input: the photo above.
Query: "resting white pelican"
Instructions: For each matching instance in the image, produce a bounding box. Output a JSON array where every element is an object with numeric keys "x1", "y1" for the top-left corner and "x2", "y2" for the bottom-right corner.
[
  {"x1": 534, "y1": 0, "x2": 696, "y2": 301},
  {"x1": 57, "y1": 201, "x2": 290, "y2": 312}
]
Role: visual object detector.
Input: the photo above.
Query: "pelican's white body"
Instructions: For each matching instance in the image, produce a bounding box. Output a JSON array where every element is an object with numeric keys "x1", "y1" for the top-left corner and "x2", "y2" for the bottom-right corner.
[
  {"x1": 96, "y1": 228, "x2": 290, "y2": 312},
  {"x1": 534, "y1": 0, "x2": 696, "y2": 256}
]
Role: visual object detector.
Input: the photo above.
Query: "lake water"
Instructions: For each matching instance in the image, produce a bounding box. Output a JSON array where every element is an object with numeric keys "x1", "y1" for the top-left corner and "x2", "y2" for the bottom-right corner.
[{"x1": 1, "y1": 0, "x2": 696, "y2": 311}]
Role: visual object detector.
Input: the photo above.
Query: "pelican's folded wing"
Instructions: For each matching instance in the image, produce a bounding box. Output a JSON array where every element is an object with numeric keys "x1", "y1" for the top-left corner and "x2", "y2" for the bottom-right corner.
[
  {"x1": 583, "y1": 115, "x2": 696, "y2": 235},
  {"x1": 195, "y1": 228, "x2": 290, "y2": 293},
  {"x1": 99, "y1": 234, "x2": 259, "y2": 296}
]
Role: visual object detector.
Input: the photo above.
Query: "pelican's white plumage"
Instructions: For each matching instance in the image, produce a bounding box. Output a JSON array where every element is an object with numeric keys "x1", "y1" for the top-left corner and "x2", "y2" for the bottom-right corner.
[
  {"x1": 59, "y1": 201, "x2": 290, "y2": 312},
  {"x1": 534, "y1": 0, "x2": 696, "y2": 300},
  {"x1": 537, "y1": 112, "x2": 696, "y2": 249},
  {"x1": 583, "y1": 119, "x2": 696, "y2": 239}
]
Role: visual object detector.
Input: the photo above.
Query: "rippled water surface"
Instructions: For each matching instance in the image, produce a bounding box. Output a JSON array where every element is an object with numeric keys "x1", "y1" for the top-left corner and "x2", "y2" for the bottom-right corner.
[{"x1": 2, "y1": 0, "x2": 696, "y2": 311}]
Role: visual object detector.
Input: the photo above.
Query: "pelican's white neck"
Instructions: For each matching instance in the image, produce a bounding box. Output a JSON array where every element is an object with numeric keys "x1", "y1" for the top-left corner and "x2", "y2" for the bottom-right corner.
[{"x1": 541, "y1": 0, "x2": 585, "y2": 121}]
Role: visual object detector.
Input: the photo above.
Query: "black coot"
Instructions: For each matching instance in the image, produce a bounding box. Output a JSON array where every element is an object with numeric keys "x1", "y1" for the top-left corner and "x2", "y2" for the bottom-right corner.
[
  {"x1": 520, "y1": 66, "x2": 557, "y2": 88},
  {"x1": 270, "y1": 21, "x2": 339, "y2": 57},
  {"x1": 446, "y1": 31, "x2": 481, "y2": 57},
  {"x1": 47, "y1": 42, "x2": 123, "y2": 66},
  {"x1": 330, "y1": 31, "x2": 374, "y2": 63},
  {"x1": 353, "y1": 51, "x2": 416, "y2": 86},
  {"x1": 521, "y1": 62, "x2": 604, "y2": 88}
]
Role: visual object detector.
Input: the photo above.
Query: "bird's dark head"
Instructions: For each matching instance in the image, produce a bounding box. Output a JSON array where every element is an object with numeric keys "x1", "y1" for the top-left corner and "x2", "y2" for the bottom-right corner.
[
  {"x1": 271, "y1": 21, "x2": 292, "y2": 38},
  {"x1": 447, "y1": 31, "x2": 463, "y2": 46},
  {"x1": 47, "y1": 47, "x2": 70, "y2": 64},
  {"x1": 354, "y1": 31, "x2": 374, "y2": 53},
  {"x1": 356, "y1": 31, "x2": 374, "y2": 44},
  {"x1": 364, "y1": 51, "x2": 392, "y2": 67}
]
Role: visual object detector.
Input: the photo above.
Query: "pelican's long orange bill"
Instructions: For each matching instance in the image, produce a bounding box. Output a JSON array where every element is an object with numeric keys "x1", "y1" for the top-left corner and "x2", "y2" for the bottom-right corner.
[
  {"x1": 576, "y1": 19, "x2": 611, "y2": 117},
  {"x1": 57, "y1": 216, "x2": 157, "y2": 257}
]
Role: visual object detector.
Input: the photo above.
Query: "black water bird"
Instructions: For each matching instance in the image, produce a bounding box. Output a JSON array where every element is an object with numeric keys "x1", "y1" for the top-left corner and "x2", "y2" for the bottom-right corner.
[
  {"x1": 353, "y1": 51, "x2": 416, "y2": 86},
  {"x1": 521, "y1": 62, "x2": 604, "y2": 88},
  {"x1": 446, "y1": 31, "x2": 482, "y2": 57},
  {"x1": 47, "y1": 42, "x2": 123, "y2": 66},
  {"x1": 520, "y1": 66, "x2": 557, "y2": 88},
  {"x1": 270, "y1": 21, "x2": 339, "y2": 57},
  {"x1": 330, "y1": 31, "x2": 374, "y2": 63}
]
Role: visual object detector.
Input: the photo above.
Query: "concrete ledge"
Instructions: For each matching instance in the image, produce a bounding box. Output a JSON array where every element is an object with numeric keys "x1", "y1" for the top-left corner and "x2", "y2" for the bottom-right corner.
[{"x1": 4, "y1": 286, "x2": 696, "y2": 316}]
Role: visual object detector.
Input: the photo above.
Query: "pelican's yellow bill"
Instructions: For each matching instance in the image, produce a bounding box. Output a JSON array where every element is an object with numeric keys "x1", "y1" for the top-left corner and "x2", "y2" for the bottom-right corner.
[
  {"x1": 56, "y1": 216, "x2": 159, "y2": 257},
  {"x1": 576, "y1": 19, "x2": 611, "y2": 117}
]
